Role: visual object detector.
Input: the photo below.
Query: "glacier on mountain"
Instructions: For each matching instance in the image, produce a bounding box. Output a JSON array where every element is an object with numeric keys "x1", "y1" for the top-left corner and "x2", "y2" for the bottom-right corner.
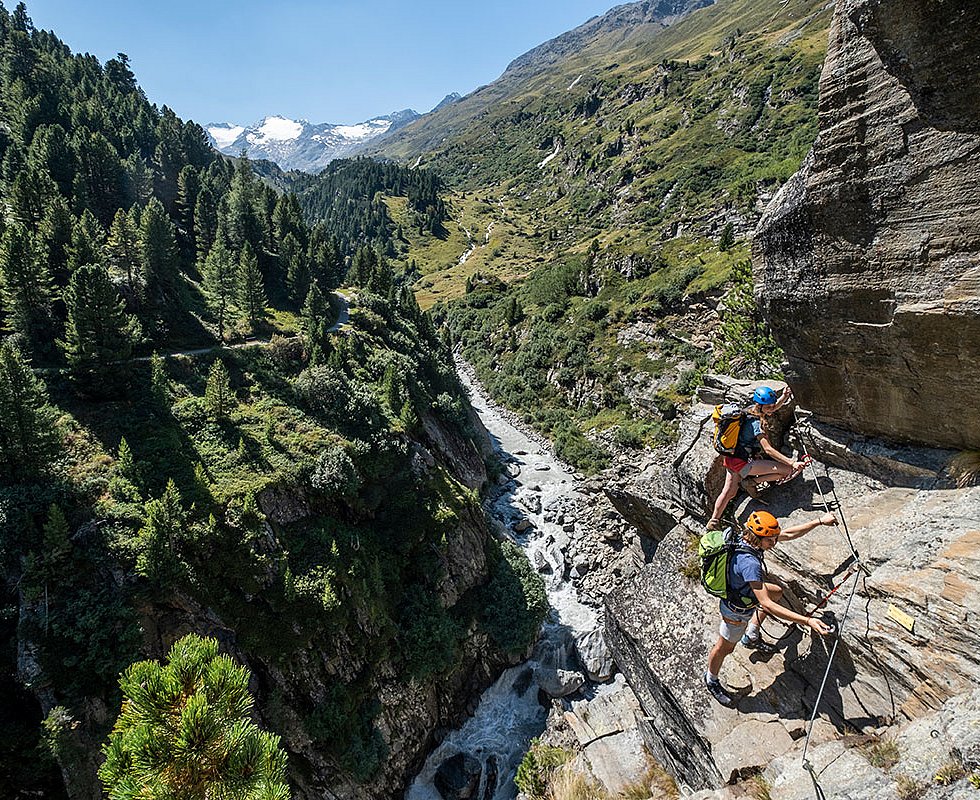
[{"x1": 205, "y1": 110, "x2": 419, "y2": 172}]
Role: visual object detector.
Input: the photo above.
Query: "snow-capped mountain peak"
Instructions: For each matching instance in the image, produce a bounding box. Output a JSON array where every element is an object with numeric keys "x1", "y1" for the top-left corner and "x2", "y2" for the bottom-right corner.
[
  {"x1": 205, "y1": 110, "x2": 420, "y2": 172},
  {"x1": 252, "y1": 116, "x2": 305, "y2": 143}
]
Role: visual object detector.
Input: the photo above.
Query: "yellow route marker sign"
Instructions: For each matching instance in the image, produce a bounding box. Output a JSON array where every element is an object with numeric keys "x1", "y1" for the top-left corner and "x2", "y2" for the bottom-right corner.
[{"x1": 887, "y1": 604, "x2": 916, "y2": 633}]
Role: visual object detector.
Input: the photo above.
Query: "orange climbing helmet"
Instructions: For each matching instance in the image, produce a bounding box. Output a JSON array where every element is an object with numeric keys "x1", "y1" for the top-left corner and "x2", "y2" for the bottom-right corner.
[{"x1": 746, "y1": 510, "x2": 781, "y2": 538}]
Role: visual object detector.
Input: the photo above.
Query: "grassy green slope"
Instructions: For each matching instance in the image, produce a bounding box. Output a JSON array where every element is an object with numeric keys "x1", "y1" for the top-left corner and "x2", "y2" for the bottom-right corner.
[{"x1": 375, "y1": 0, "x2": 830, "y2": 471}]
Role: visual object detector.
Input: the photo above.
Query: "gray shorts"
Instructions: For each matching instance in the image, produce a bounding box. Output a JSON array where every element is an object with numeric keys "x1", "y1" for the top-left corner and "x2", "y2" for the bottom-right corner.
[{"x1": 719, "y1": 599, "x2": 757, "y2": 643}]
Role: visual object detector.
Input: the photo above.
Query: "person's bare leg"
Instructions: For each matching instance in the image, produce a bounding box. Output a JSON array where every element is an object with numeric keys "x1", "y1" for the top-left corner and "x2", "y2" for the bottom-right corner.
[
  {"x1": 744, "y1": 459, "x2": 794, "y2": 486},
  {"x1": 710, "y1": 469, "x2": 740, "y2": 523},
  {"x1": 707, "y1": 635, "x2": 738, "y2": 676}
]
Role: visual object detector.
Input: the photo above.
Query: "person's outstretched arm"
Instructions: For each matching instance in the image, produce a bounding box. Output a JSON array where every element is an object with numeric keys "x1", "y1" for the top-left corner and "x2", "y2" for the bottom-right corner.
[
  {"x1": 780, "y1": 513, "x2": 837, "y2": 541},
  {"x1": 751, "y1": 582, "x2": 832, "y2": 635}
]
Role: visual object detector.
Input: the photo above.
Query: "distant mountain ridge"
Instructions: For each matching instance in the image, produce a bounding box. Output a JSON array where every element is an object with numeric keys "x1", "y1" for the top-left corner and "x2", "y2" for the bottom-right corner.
[
  {"x1": 504, "y1": 0, "x2": 715, "y2": 75},
  {"x1": 355, "y1": 0, "x2": 716, "y2": 163},
  {"x1": 206, "y1": 110, "x2": 420, "y2": 172}
]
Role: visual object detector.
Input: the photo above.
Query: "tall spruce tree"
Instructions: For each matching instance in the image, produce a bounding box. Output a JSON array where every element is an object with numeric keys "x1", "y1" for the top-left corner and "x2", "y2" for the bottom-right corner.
[
  {"x1": 225, "y1": 156, "x2": 262, "y2": 252},
  {"x1": 204, "y1": 357, "x2": 233, "y2": 420},
  {"x1": 175, "y1": 165, "x2": 200, "y2": 261},
  {"x1": 104, "y1": 208, "x2": 141, "y2": 295},
  {"x1": 37, "y1": 193, "x2": 73, "y2": 284},
  {"x1": 133, "y1": 479, "x2": 185, "y2": 582},
  {"x1": 99, "y1": 634, "x2": 289, "y2": 800},
  {"x1": 60, "y1": 264, "x2": 133, "y2": 391},
  {"x1": 139, "y1": 197, "x2": 180, "y2": 307},
  {"x1": 236, "y1": 242, "x2": 266, "y2": 332},
  {"x1": 193, "y1": 184, "x2": 218, "y2": 263},
  {"x1": 0, "y1": 222, "x2": 52, "y2": 347},
  {"x1": 202, "y1": 235, "x2": 236, "y2": 340},
  {"x1": 0, "y1": 341, "x2": 60, "y2": 482},
  {"x1": 301, "y1": 280, "x2": 329, "y2": 364},
  {"x1": 66, "y1": 208, "x2": 106, "y2": 274}
]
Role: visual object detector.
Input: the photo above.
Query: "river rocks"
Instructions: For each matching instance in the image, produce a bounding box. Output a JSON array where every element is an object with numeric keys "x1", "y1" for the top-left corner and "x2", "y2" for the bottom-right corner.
[
  {"x1": 515, "y1": 487, "x2": 543, "y2": 515},
  {"x1": 434, "y1": 753, "x2": 483, "y2": 800},
  {"x1": 535, "y1": 665, "x2": 586, "y2": 698},
  {"x1": 755, "y1": 0, "x2": 980, "y2": 451},
  {"x1": 573, "y1": 627, "x2": 615, "y2": 682},
  {"x1": 513, "y1": 518, "x2": 534, "y2": 533}
]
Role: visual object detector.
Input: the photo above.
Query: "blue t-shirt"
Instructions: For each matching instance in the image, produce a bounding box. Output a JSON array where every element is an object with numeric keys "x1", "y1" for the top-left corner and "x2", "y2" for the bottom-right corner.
[
  {"x1": 735, "y1": 414, "x2": 764, "y2": 458},
  {"x1": 727, "y1": 546, "x2": 766, "y2": 606}
]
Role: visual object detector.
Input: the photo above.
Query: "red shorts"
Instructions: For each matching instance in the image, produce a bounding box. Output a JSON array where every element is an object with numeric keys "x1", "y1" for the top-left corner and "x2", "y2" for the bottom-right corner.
[{"x1": 723, "y1": 456, "x2": 749, "y2": 475}]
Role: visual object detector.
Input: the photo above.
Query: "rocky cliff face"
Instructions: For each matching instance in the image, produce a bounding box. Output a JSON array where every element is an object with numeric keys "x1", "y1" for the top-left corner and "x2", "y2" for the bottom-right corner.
[
  {"x1": 601, "y1": 375, "x2": 980, "y2": 795},
  {"x1": 754, "y1": 0, "x2": 980, "y2": 451}
]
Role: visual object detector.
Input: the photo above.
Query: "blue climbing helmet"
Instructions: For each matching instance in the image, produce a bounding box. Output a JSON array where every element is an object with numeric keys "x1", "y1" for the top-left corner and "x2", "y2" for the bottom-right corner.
[{"x1": 752, "y1": 386, "x2": 777, "y2": 406}]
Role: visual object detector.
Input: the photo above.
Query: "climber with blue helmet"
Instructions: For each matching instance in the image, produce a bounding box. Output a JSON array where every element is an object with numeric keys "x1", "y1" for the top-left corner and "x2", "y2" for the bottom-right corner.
[{"x1": 706, "y1": 384, "x2": 806, "y2": 530}]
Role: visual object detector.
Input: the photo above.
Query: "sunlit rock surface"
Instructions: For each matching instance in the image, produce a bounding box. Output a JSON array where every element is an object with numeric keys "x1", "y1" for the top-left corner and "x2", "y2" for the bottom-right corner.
[{"x1": 755, "y1": 0, "x2": 980, "y2": 451}]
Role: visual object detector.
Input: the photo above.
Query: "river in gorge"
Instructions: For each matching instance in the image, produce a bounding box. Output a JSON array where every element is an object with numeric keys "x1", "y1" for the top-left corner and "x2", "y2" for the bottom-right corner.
[{"x1": 405, "y1": 365, "x2": 617, "y2": 800}]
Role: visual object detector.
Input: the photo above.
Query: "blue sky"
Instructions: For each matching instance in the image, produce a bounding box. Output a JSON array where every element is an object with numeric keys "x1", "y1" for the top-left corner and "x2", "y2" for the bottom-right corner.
[{"x1": 24, "y1": 0, "x2": 620, "y2": 125}]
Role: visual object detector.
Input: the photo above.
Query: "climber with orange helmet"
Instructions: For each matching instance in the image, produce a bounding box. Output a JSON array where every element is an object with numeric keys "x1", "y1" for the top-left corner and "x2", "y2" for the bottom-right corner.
[
  {"x1": 706, "y1": 385, "x2": 806, "y2": 531},
  {"x1": 704, "y1": 509, "x2": 838, "y2": 706}
]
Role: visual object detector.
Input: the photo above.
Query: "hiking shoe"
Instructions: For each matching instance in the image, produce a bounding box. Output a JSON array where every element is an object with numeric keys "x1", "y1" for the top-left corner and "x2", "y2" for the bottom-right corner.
[
  {"x1": 740, "y1": 633, "x2": 778, "y2": 654},
  {"x1": 704, "y1": 673, "x2": 735, "y2": 706}
]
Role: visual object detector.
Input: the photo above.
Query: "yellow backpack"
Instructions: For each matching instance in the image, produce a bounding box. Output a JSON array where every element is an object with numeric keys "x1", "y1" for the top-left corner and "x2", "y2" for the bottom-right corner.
[{"x1": 712, "y1": 403, "x2": 747, "y2": 457}]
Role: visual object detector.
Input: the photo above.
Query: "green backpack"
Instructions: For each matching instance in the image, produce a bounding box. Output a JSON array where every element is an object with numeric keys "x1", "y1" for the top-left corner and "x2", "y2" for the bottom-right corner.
[{"x1": 697, "y1": 527, "x2": 762, "y2": 608}]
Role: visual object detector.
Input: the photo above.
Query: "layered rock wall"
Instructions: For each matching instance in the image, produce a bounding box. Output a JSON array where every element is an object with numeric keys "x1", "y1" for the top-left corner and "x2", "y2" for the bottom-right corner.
[{"x1": 755, "y1": 0, "x2": 980, "y2": 451}]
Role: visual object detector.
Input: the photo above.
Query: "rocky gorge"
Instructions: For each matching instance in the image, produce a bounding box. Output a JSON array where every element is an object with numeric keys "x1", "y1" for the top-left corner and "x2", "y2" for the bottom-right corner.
[
  {"x1": 427, "y1": 1, "x2": 980, "y2": 797},
  {"x1": 15, "y1": 389, "x2": 512, "y2": 800}
]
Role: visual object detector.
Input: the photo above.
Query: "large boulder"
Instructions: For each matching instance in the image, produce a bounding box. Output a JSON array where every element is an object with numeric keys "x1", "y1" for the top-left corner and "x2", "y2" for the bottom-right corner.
[
  {"x1": 434, "y1": 753, "x2": 483, "y2": 800},
  {"x1": 754, "y1": 0, "x2": 980, "y2": 451}
]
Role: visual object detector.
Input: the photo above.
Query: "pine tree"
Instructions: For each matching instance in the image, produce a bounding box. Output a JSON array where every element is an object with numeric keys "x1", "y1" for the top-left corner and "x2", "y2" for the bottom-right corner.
[
  {"x1": 139, "y1": 197, "x2": 180, "y2": 307},
  {"x1": 202, "y1": 236, "x2": 236, "y2": 340},
  {"x1": 236, "y1": 242, "x2": 266, "y2": 332},
  {"x1": 193, "y1": 184, "x2": 218, "y2": 263},
  {"x1": 99, "y1": 634, "x2": 290, "y2": 800},
  {"x1": 9, "y1": 165, "x2": 56, "y2": 226},
  {"x1": 175, "y1": 165, "x2": 200, "y2": 260},
  {"x1": 104, "y1": 208, "x2": 140, "y2": 295},
  {"x1": 0, "y1": 341, "x2": 60, "y2": 481},
  {"x1": 719, "y1": 222, "x2": 735, "y2": 252},
  {"x1": 110, "y1": 436, "x2": 142, "y2": 502},
  {"x1": 37, "y1": 194, "x2": 73, "y2": 285},
  {"x1": 225, "y1": 156, "x2": 262, "y2": 251},
  {"x1": 72, "y1": 129, "x2": 125, "y2": 225},
  {"x1": 204, "y1": 358, "x2": 233, "y2": 420},
  {"x1": 282, "y1": 232, "x2": 309, "y2": 304},
  {"x1": 0, "y1": 222, "x2": 53, "y2": 348},
  {"x1": 66, "y1": 208, "x2": 106, "y2": 273},
  {"x1": 133, "y1": 479, "x2": 185, "y2": 582},
  {"x1": 348, "y1": 245, "x2": 376, "y2": 288},
  {"x1": 27, "y1": 123, "x2": 74, "y2": 196},
  {"x1": 42, "y1": 503, "x2": 71, "y2": 566},
  {"x1": 715, "y1": 259, "x2": 783, "y2": 379},
  {"x1": 301, "y1": 281, "x2": 328, "y2": 363},
  {"x1": 123, "y1": 152, "x2": 154, "y2": 207},
  {"x1": 150, "y1": 352, "x2": 168, "y2": 407},
  {"x1": 60, "y1": 264, "x2": 133, "y2": 391}
]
